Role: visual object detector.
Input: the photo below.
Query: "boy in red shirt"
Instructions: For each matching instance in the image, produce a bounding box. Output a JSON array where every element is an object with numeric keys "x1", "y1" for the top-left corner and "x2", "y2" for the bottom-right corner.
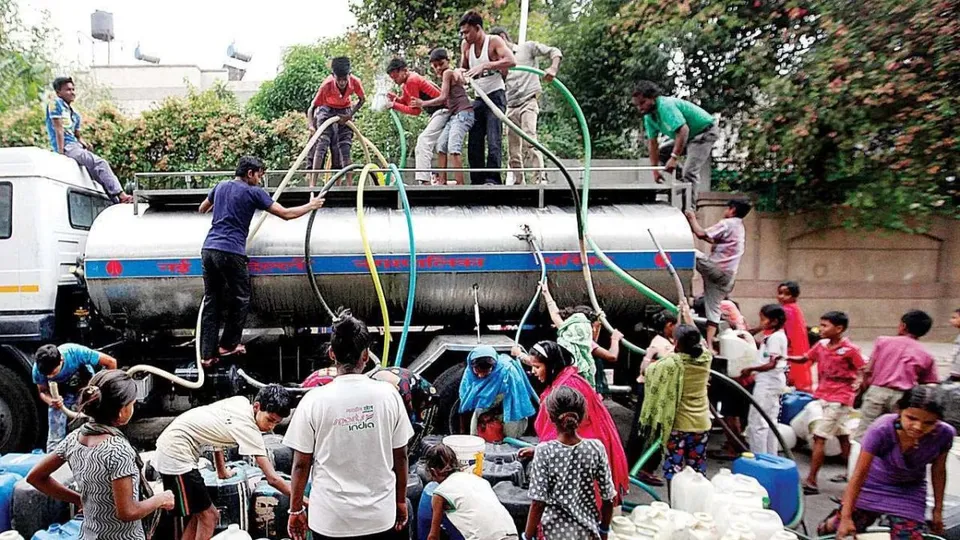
[
  {"x1": 385, "y1": 58, "x2": 446, "y2": 185},
  {"x1": 855, "y1": 309, "x2": 938, "y2": 440},
  {"x1": 308, "y1": 56, "x2": 365, "y2": 186},
  {"x1": 788, "y1": 311, "x2": 865, "y2": 494},
  {"x1": 778, "y1": 281, "x2": 812, "y2": 391}
]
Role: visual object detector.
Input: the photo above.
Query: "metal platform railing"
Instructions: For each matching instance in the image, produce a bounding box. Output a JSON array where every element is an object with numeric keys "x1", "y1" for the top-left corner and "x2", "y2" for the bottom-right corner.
[{"x1": 131, "y1": 166, "x2": 693, "y2": 214}]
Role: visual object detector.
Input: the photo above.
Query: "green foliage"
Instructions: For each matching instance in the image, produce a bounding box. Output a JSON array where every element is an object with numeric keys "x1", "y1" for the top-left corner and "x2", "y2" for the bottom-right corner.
[
  {"x1": 351, "y1": 0, "x2": 476, "y2": 54},
  {"x1": 0, "y1": 0, "x2": 55, "y2": 113},
  {"x1": 0, "y1": 103, "x2": 45, "y2": 147},
  {"x1": 246, "y1": 44, "x2": 334, "y2": 121},
  {"x1": 737, "y1": 0, "x2": 959, "y2": 229},
  {"x1": 0, "y1": 85, "x2": 307, "y2": 187}
]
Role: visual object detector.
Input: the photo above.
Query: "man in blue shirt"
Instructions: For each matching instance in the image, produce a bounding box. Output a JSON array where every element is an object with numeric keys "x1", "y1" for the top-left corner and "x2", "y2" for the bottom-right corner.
[
  {"x1": 33, "y1": 343, "x2": 118, "y2": 450},
  {"x1": 45, "y1": 77, "x2": 132, "y2": 203},
  {"x1": 198, "y1": 156, "x2": 324, "y2": 366}
]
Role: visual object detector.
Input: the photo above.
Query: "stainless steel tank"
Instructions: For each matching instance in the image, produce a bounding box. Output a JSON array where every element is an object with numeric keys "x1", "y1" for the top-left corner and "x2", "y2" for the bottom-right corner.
[{"x1": 83, "y1": 203, "x2": 695, "y2": 329}]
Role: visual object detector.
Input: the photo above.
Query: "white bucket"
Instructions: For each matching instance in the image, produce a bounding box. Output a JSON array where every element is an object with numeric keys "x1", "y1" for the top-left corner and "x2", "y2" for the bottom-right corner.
[{"x1": 443, "y1": 435, "x2": 486, "y2": 476}]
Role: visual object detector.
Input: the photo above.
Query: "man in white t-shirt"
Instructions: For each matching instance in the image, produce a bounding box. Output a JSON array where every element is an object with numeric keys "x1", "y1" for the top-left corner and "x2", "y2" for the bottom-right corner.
[
  {"x1": 155, "y1": 385, "x2": 294, "y2": 540},
  {"x1": 285, "y1": 314, "x2": 414, "y2": 540}
]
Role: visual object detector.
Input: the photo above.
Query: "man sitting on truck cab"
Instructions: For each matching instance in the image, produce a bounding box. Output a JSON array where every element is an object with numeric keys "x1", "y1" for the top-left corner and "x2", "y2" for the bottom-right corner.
[
  {"x1": 198, "y1": 156, "x2": 324, "y2": 367},
  {"x1": 45, "y1": 77, "x2": 133, "y2": 203},
  {"x1": 33, "y1": 343, "x2": 117, "y2": 451}
]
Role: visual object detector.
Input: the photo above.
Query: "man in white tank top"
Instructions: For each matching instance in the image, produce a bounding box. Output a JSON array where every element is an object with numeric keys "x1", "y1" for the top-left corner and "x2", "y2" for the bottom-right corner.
[{"x1": 458, "y1": 10, "x2": 516, "y2": 185}]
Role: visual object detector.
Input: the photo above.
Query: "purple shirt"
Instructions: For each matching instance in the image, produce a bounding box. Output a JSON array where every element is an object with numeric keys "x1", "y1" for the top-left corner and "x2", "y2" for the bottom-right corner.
[
  {"x1": 202, "y1": 179, "x2": 274, "y2": 256},
  {"x1": 868, "y1": 336, "x2": 939, "y2": 391},
  {"x1": 705, "y1": 217, "x2": 745, "y2": 274},
  {"x1": 857, "y1": 414, "x2": 955, "y2": 521}
]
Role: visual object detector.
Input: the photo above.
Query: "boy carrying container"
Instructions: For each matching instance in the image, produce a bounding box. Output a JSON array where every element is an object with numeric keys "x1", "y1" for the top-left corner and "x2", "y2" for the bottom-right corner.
[
  {"x1": 787, "y1": 311, "x2": 865, "y2": 494},
  {"x1": 155, "y1": 386, "x2": 293, "y2": 540}
]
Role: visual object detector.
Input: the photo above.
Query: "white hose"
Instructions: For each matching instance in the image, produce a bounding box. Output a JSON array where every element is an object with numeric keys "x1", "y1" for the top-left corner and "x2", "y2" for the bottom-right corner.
[
  {"x1": 247, "y1": 116, "x2": 337, "y2": 245},
  {"x1": 50, "y1": 381, "x2": 84, "y2": 421},
  {"x1": 127, "y1": 298, "x2": 206, "y2": 389}
]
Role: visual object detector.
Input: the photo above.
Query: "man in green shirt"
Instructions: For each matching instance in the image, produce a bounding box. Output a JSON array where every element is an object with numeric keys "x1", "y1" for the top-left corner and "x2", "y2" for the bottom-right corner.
[{"x1": 632, "y1": 81, "x2": 719, "y2": 203}]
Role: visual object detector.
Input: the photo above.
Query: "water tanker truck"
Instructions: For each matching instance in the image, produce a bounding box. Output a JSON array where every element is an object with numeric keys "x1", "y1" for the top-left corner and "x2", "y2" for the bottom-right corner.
[{"x1": 0, "y1": 147, "x2": 695, "y2": 452}]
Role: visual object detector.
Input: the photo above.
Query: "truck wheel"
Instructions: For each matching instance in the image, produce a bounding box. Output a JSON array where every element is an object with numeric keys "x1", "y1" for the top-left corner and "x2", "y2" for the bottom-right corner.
[
  {"x1": 0, "y1": 364, "x2": 42, "y2": 453},
  {"x1": 431, "y1": 364, "x2": 464, "y2": 434}
]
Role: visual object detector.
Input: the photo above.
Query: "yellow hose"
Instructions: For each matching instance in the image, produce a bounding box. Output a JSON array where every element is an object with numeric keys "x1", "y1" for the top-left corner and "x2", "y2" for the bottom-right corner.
[
  {"x1": 347, "y1": 120, "x2": 390, "y2": 185},
  {"x1": 356, "y1": 163, "x2": 392, "y2": 365}
]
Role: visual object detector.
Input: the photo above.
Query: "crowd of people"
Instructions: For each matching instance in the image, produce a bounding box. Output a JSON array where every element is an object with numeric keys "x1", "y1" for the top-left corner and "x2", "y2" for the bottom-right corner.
[
  {"x1": 27, "y1": 14, "x2": 960, "y2": 537},
  {"x1": 19, "y1": 149, "x2": 960, "y2": 540}
]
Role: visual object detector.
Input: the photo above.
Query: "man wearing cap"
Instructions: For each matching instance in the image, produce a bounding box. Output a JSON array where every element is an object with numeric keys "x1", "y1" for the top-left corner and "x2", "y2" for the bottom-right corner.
[
  {"x1": 491, "y1": 27, "x2": 562, "y2": 185},
  {"x1": 307, "y1": 56, "x2": 365, "y2": 186}
]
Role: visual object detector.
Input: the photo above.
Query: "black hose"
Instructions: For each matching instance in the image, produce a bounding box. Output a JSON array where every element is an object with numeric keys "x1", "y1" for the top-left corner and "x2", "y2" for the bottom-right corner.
[
  {"x1": 709, "y1": 402, "x2": 750, "y2": 454},
  {"x1": 710, "y1": 369, "x2": 796, "y2": 462},
  {"x1": 304, "y1": 163, "x2": 365, "y2": 321}
]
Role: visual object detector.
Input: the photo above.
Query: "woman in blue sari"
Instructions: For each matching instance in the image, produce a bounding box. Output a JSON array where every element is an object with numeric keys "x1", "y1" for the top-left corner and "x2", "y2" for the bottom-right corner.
[{"x1": 459, "y1": 345, "x2": 538, "y2": 440}]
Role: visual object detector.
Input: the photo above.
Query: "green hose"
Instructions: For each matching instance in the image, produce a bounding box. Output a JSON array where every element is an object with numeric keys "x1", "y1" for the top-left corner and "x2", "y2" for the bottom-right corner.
[
  {"x1": 510, "y1": 66, "x2": 678, "y2": 315},
  {"x1": 387, "y1": 163, "x2": 417, "y2": 365},
  {"x1": 389, "y1": 109, "x2": 408, "y2": 169},
  {"x1": 470, "y1": 76, "x2": 644, "y2": 354}
]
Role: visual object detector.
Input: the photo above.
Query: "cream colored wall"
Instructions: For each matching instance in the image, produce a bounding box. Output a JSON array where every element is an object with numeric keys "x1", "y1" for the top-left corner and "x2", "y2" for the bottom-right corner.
[{"x1": 695, "y1": 193, "x2": 960, "y2": 341}]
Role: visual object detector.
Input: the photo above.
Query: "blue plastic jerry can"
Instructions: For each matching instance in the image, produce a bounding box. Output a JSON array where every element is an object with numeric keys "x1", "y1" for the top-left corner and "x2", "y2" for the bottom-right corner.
[
  {"x1": 30, "y1": 516, "x2": 81, "y2": 540},
  {"x1": 0, "y1": 468, "x2": 24, "y2": 531},
  {"x1": 0, "y1": 450, "x2": 46, "y2": 478},
  {"x1": 733, "y1": 452, "x2": 801, "y2": 524},
  {"x1": 779, "y1": 392, "x2": 814, "y2": 424}
]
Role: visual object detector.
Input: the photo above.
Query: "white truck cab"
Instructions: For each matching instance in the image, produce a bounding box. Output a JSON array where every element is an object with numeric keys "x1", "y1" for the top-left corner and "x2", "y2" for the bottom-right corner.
[{"x1": 0, "y1": 146, "x2": 111, "y2": 452}]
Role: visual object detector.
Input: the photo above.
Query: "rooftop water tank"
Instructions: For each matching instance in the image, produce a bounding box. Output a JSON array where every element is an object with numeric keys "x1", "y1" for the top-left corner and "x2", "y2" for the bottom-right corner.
[{"x1": 90, "y1": 11, "x2": 114, "y2": 42}]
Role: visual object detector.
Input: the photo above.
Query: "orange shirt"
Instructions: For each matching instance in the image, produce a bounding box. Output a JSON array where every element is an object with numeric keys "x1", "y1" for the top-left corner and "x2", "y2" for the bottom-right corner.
[{"x1": 312, "y1": 75, "x2": 365, "y2": 109}]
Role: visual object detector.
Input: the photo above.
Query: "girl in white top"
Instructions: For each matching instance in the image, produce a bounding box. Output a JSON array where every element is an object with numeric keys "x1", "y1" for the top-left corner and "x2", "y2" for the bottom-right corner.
[
  {"x1": 426, "y1": 444, "x2": 518, "y2": 540},
  {"x1": 741, "y1": 304, "x2": 789, "y2": 455}
]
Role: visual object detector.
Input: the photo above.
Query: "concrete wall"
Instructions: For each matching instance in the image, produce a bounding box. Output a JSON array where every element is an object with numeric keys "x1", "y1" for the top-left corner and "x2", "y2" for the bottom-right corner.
[
  {"x1": 75, "y1": 65, "x2": 263, "y2": 116},
  {"x1": 695, "y1": 193, "x2": 960, "y2": 341}
]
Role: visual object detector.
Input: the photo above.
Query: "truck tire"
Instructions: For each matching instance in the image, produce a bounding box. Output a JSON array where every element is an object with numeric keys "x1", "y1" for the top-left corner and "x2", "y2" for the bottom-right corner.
[
  {"x1": 0, "y1": 364, "x2": 42, "y2": 453},
  {"x1": 431, "y1": 364, "x2": 465, "y2": 434}
]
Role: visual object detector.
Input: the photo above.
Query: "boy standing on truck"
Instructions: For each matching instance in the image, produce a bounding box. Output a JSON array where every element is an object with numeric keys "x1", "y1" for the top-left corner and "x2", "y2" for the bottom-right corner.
[
  {"x1": 198, "y1": 156, "x2": 324, "y2": 367},
  {"x1": 33, "y1": 343, "x2": 117, "y2": 451},
  {"x1": 155, "y1": 385, "x2": 293, "y2": 540},
  {"x1": 308, "y1": 56, "x2": 365, "y2": 186},
  {"x1": 385, "y1": 58, "x2": 446, "y2": 185}
]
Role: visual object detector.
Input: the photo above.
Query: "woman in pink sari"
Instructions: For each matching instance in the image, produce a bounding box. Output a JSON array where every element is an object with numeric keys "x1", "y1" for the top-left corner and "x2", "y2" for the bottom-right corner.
[{"x1": 520, "y1": 340, "x2": 630, "y2": 497}]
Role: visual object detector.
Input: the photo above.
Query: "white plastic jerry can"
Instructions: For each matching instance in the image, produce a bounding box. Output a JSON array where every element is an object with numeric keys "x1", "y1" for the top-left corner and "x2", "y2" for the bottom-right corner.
[
  {"x1": 210, "y1": 524, "x2": 253, "y2": 540},
  {"x1": 671, "y1": 466, "x2": 716, "y2": 514}
]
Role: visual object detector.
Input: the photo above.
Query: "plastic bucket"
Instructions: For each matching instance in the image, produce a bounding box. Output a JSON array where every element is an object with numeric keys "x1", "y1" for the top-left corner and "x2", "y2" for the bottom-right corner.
[{"x1": 443, "y1": 435, "x2": 485, "y2": 476}]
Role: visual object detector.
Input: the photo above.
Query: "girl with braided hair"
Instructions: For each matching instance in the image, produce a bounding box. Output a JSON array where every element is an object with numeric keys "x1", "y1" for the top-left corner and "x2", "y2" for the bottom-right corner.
[{"x1": 27, "y1": 370, "x2": 175, "y2": 540}]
